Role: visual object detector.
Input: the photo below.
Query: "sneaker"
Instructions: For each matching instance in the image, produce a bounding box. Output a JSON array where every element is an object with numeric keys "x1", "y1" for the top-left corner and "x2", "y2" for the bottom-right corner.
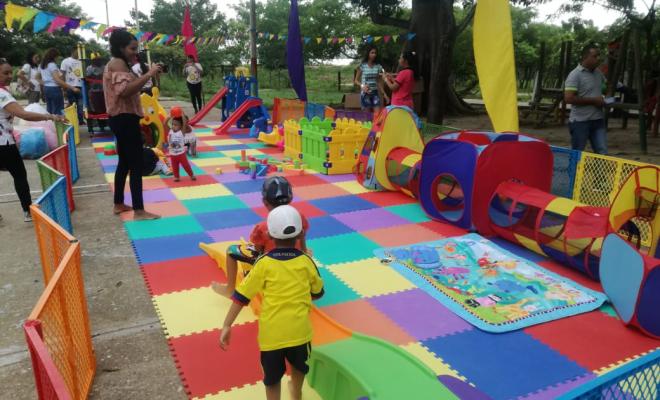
[{"x1": 24, "y1": 211, "x2": 32, "y2": 222}]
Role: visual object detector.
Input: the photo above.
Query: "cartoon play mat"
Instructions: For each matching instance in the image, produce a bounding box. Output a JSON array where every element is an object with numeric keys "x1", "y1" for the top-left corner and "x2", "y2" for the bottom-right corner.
[{"x1": 375, "y1": 233, "x2": 607, "y2": 332}]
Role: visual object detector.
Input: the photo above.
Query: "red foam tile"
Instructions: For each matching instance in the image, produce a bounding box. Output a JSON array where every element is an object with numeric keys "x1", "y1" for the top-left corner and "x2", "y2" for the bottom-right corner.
[
  {"x1": 259, "y1": 147, "x2": 284, "y2": 155},
  {"x1": 253, "y1": 201, "x2": 326, "y2": 220},
  {"x1": 120, "y1": 200, "x2": 189, "y2": 221},
  {"x1": 525, "y1": 311, "x2": 660, "y2": 371},
  {"x1": 419, "y1": 221, "x2": 469, "y2": 238},
  {"x1": 163, "y1": 174, "x2": 217, "y2": 188},
  {"x1": 285, "y1": 174, "x2": 329, "y2": 188},
  {"x1": 321, "y1": 299, "x2": 415, "y2": 345},
  {"x1": 363, "y1": 224, "x2": 442, "y2": 247},
  {"x1": 537, "y1": 260, "x2": 603, "y2": 292},
  {"x1": 195, "y1": 145, "x2": 217, "y2": 153},
  {"x1": 294, "y1": 184, "x2": 351, "y2": 201},
  {"x1": 142, "y1": 255, "x2": 225, "y2": 295},
  {"x1": 169, "y1": 323, "x2": 262, "y2": 397},
  {"x1": 141, "y1": 178, "x2": 169, "y2": 190},
  {"x1": 358, "y1": 191, "x2": 417, "y2": 207}
]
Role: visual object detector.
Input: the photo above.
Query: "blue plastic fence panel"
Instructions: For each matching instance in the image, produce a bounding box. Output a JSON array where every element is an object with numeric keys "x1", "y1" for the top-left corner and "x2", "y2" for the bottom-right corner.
[
  {"x1": 66, "y1": 126, "x2": 80, "y2": 183},
  {"x1": 558, "y1": 349, "x2": 659, "y2": 400},
  {"x1": 36, "y1": 176, "x2": 73, "y2": 234},
  {"x1": 550, "y1": 146, "x2": 581, "y2": 199},
  {"x1": 305, "y1": 103, "x2": 326, "y2": 120}
]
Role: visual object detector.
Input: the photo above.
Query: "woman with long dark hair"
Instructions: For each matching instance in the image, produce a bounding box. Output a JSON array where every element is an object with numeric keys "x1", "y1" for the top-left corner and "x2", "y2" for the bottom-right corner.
[
  {"x1": 354, "y1": 46, "x2": 387, "y2": 113},
  {"x1": 104, "y1": 29, "x2": 161, "y2": 220},
  {"x1": 383, "y1": 51, "x2": 418, "y2": 109},
  {"x1": 17, "y1": 51, "x2": 42, "y2": 104},
  {"x1": 39, "y1": 48, "x2": 79, "y2": 115}
]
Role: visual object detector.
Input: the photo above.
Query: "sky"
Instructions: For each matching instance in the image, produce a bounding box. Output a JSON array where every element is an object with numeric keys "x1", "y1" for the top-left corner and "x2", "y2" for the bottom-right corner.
[{"x1": 72, "y1": 0, "x2": 651, "y2": 31}]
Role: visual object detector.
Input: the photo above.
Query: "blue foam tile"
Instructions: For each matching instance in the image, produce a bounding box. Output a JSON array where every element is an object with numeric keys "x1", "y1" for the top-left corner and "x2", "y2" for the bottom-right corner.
[
  {"x1": 306, "y1": 216, "x2": 354, "y2": 240},
  {"x1": 131, "y1": 232, "x2": 213, "y2": 264},
  {"x1": 309, "y1": 195, "x2": 378, "y2": 215},
  {"x1": 102, "y1": 165, "x2": 117, "y2": 173},
  {"x1": 215, "y1": 144, "x2": 251, "y2": 151},
  {"x1": 223, "y1": 179, "x2": 267, "y2": 195},
  {"x1": 490, "y1": 237, "x2": 548, "y2": 263},
  {"x1": 315, "y1": 267, "x2": 361, "y2": 307},
  {"x1": 194, "y1": 208, "x2": 263, "y2": 231},
  {"x1": 422, "y1": 329, "x2": 588, "y2": 400}
]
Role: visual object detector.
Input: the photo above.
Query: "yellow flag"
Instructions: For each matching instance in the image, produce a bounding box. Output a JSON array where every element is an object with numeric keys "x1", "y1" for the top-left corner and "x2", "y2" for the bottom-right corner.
[
  {"x1": 96, "y1": 24, "x2": 107, "y2": 38},
  {"x1": 18, "y1": 7, "x2": 39, "y2": 30},
  {"x1": 473, "y1": 0, "x2": 519, "y2": 132},
  {"x1": 374, "y1": 36, "x2": 382, "y2": 42},
  {"x1": 4, "y1": 3, "x2": 28, "y2": 29},
  {"x1": 316, "y1": 37, "x2": 322, "y2": 44},
  {"x1": 338, "y1": 37, "x2": 345, "y2": 44}
]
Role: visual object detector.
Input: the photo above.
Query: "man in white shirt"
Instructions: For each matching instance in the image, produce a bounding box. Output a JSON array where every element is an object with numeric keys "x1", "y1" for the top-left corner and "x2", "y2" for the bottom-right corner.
[{"x1": 60, "y1": 48, "x2": 84, "y2": 124}]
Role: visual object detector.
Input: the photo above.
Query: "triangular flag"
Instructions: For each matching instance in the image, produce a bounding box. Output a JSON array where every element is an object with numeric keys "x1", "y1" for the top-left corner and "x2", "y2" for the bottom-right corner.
[
  {"x1": 18, "y1": 7, "x2": 39, "y2": 30},
  {"x1": 33, "y1": 12, "x2": 56, "y2": 33},
  {"x1": 96, "y1": 24, "x2": 107, "y2": 38},
  {"x1": 102, "y1": 26, "x2": 116, "y2": 36},
  {"x1": 346, "y1": 37, "x2": 353, "y2": 44},
  {"x1": 374, "y1": 36, "x2": 382, "y2": 42},
  {"x1": 269, "y1": 34, "x2": 275, "y2": 40},
  {"x1": 280, "y1": 35, "x2": 287, "y2": 41},
  {"x1": 81, "y1": 21, "x2": 98, "y2": 30},
  {"x1": 135, "y1": 31, "x2": 145, "y2": 41},
  {"x1": 47, "y1": 15, "x2": 70, "y2": 33},
  {"x1": 407, "y1": 32, "x2": 416, "y2": 40},
  {"x1": 165, "y1": 35, "x2": 176, "y2": 45},
  {"x1": 4, "y1": 3, "x2": 27, "y2": 30},
  {"x1": 304, "y1": 37, "x2": 311, "y2": 44},
  {"x1": 392, "y1": 34, "x2": 399, "y2": 42},
  {"x1": 383, "y1": 35, "x2": 391, "y2": 43},
  {"x1": 151, "y1": 33, "x2": 164, "y2": 43},
  {"x1": 331, "y1": 37, "x2": 338, "y2": 44},
  {"x1": 62, "y1": 18, "x2": 80, "y2": 33},
  {"x1": 338, "y1": 37, "x2": 345, "y2": 44},
  {"x1": 316, "y1": 37, "x2": 322, "y2": 44},
  {"x1": 366, "y1": 36, "x2": 373, "y2": 43}
]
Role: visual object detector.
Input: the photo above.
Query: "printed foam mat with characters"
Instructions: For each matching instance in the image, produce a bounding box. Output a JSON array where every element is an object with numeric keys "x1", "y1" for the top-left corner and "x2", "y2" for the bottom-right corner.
[{"x1": 375, "y1": 233, "x2": 608, "y2": 332}]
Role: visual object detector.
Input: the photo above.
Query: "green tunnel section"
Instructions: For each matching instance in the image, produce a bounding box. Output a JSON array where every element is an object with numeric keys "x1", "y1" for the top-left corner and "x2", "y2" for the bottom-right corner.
[{"x1": 308, "y1": 333, "x2": 457, "y2": 400}]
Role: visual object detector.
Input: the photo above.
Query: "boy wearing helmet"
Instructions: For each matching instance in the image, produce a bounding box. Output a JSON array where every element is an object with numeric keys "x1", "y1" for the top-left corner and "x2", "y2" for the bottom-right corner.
[
  {"x1": 212, "y1": 176, "x2": 309, "y2": 297},
  {"x1": 220, "y1": 205, "x2": 324, "y2": 400}
]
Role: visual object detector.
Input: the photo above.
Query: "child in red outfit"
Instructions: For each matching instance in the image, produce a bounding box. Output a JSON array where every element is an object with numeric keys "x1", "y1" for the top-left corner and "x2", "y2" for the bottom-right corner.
[
  {"x1": 212, "y1": 176, "x2": 309, "y2": 298},
  {"x1": 383, "y1": 51, "x2": 417, "y2": 109},
  {"x1": 167, "y1": 115, "x2": 196, "y2": 182}
]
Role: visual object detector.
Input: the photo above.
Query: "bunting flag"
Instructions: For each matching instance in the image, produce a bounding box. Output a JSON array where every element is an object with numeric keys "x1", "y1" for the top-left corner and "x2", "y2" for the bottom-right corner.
[
  {"x1": 62, "y1": 18, "x2": 80, "y2": 33},
  {"x1": 384, "y1": 35, "x2": 391, "y2": 43},
  {"x1": 33, "y1": 12, "x2": 56, "y2": 33},
  {"x1": 96, "y1": 24, "x2": 107, "y2": 38},
  {"x1": 19, "y1": 7, "x2": 39, "y2": 30},
  {"x1": 4, "y1": 2, "x2": 25, "y2": 29},
  {"x1": 47, "y1": 15, "x2": 69, "y2": 33}
]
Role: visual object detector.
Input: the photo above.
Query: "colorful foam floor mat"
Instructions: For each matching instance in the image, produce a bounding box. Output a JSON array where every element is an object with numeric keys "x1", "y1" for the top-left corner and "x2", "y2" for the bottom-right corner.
[
  {"x1": 374, "y1": 234, "x2": 607, "y2": 333},
  {"x1": 92, "y1": 125, "x2": 659, "y2": 400}
]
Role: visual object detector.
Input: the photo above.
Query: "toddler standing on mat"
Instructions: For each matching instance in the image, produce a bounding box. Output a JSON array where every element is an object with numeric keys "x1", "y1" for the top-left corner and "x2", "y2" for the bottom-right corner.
[{"x1": 167, "y1": 108, "x2": 196, "y2": 182}]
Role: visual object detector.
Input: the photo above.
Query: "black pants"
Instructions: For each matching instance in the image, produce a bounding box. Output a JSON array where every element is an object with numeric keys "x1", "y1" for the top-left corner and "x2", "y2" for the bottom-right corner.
[
  {"x1": 109, "y1": 114, "x2": 144, "y2": 210},
  {"x1": 187, "y1": 82, "x2": 203, "y2": 113},
  {"x1": 0, "y1": 144, "x2": 32, "y2": 212}
]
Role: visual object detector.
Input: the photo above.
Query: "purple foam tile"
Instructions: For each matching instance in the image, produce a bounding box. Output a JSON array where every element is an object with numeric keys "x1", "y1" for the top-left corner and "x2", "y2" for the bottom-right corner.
[
  {"x1": 237, "y1": 192, "x2": 264, "y2": 208},
  {"x1": 212, "y1": 171, "x2": 246, "y2": 184},
  {"x1": 368, "y1": 289, "x2": 472, "y2": 340},
  {"x1": 100, "y1": 158, "x2": 118, "y2": 167},
  {"x1": 207, "y1": 225, "x2": 255, "y2": 243},
  {"x1": 333, "y1": 208, "x2": 409, "y2": 231},
  {"x1": 124, "y1": 188, "x2": 175, "y2": 206},
  {"x1": 316, "y1": 174, "x2": 355, "y2": 183},
  {"x1": 518, "y1": 373, "x2": 597, "y2": 400}
]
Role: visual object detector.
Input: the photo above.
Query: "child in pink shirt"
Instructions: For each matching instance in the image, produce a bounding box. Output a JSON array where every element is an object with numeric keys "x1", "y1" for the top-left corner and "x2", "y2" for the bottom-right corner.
[{"x1": 384, "y1": 51, "x2": 417, "y2": 109}]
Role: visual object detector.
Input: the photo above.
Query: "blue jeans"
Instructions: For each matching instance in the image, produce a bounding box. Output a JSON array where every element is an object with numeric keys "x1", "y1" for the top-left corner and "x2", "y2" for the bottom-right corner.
[
  {"x1": 66, "y1": 88, "x2": 84, "y2": 121},
  {"x1": 569, "y1": 119, "x2": 607, "y2": 154},
  {"x1": 43, "y1": 86, "x2": 64, "y2": 115}
]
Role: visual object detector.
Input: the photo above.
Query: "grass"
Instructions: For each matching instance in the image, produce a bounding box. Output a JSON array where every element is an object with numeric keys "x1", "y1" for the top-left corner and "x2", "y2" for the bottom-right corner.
[{"x1": 159, "y1": 64, "x2": 357, "y2": 109}]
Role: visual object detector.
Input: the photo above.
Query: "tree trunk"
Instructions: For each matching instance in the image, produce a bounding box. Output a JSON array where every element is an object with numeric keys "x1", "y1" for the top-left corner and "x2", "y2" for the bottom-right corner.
[{"x1": 407, "y1": 0, "x2": 462, "y2": 123}]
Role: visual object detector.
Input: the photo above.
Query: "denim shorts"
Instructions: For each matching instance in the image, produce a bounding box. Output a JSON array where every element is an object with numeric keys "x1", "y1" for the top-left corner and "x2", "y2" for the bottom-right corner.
[{"x1": 360, "y1": 92, "x2": 380, "y2": 109}]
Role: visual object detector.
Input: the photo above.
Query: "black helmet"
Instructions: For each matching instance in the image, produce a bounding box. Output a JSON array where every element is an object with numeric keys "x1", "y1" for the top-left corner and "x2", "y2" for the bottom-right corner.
[{"x1": 262, "y1": 176, "x2": 293, "y2": 206}]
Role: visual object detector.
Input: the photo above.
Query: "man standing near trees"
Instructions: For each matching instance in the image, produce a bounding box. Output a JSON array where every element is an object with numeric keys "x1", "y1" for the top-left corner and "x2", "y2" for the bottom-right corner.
[
  {"x1": 61, "y1": 48, "x2": 85, "y2": 124},
  {"x1": 564, "y1": 45, "x2": 608, "y2": 154}
]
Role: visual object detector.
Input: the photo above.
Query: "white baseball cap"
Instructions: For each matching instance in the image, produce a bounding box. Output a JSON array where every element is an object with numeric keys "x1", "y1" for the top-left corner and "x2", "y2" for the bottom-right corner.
[{"x1": 267, "y1": 205, "x2": 303, "y2": 240}]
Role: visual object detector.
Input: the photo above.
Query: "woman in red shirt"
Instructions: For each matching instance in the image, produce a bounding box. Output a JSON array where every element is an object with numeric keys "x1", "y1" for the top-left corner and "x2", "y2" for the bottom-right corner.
[{"x1": 383, "y1": 51, "x2": 417, "y2": 109}]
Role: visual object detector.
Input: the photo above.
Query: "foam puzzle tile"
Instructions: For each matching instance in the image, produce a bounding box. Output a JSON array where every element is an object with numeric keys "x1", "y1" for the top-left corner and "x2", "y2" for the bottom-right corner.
[
  {"x1": 313, "y1": 267, "x2": 361, "y2": 307},
  {"x1": 207, "y1": 225, "x2": 255, "y2": 243},
  {"x1": 125, "y1": 215, "x2": 204, "y2": 240},
  {"x1": 132, "y1": 232, "x2": 213, "y2": 264},
  {"x1": 235, "y1": 191, "x2": 265, "y2": 208},
  {"x1": 201, "y1": 380, "x2": 322, "y2": 400},
  {"x1": 305, "y1": 216, "x2": 354, "y2": 240},
  {"x1": 121, "y1": 188, "x2": 176, "y2": 206},
  {"x1": 333, "y1": 208, "x2": 410, "y2": 231},
  {"x1": 358, "y1": 191, "x2": 417, "y2": 207},
  {"x1": 154, "y1": 286, "x2": 257, "y2": 338},
  {"x1": 418, "y1": 220, "x2": 469, "y2": 238},
  {"x1": 315, "y1": 173, "x2": 355, "y2": 183},
  {"x1": 308, "y1": 233, "x2": 380, "y2": 265},
  {"x1": 171, "y1": 184, "x2": 232, "y2": 200},
  {"x1": 282, "y1": 174, "x2": 328, "y2": 188},
  {"x1": 525, "y1": 311, "x2": 660, "y2": 372},
  {"x1": 333, "y1": 180, "x2": 376, "y2": 195},
  {"x1": 195, "y1": 208, "x2": 262, "y2": 231},
  {"x1": 385, "y1": 203, "x2": 432, "y2": 223},
  {"x1": 212, "y1": 171, "x2": 248, "y2": 184},
  {"x1": 291, "y1": 201, "x2": 326, "y2": 219},
  {"x1": 328, "y1": 258, "x2": 416, "y2": 298},
  {"x1": 293, "y1": 184, "x2": 352, "y2": 201},
  {"x1": 423, "y1": 329, "x2": 588, "y2": 400},
  {"x1": 368, "y1": 289, "x2": 473, "y2": 340},
  {"x1": 202, "y1": 139, "x2": 243, "y2": 146},
  {"x1": 308, "y1": 195, "x2": 378, "y2": 215},
  {"x1": 213, "y1": 144, "x2": 250, "y2": 151},
  {"x1": 163, "y1": 175, "x2": 218, "y2": 188},
  {"x1": 141, "y1": 177, "x2": 169, "y2": 190},
  {"x1": 168, "y1": 324, "x2": 261, "y2": 398},
  {"x1": 400, "y1": 342, "x2": 465, "y2": 379},
  {"x1": 220, "y1": 149, "x2": 263, "y2": 158},
  {"x1": 223, "y1": 179, "x2": 267, "y2": 195},
  {"x1": 191, "y1": 157, "x2": 236, "y2": 167},
  {"x1": 363, "y1": 224, "x2": 443, "y2": 247},
  {"x1": 517, "y1": 373, "x2": 597, "y2": 400},
  {"x1": 119, "y1": 200, "x2": 189, "y2": 221},
  {"x1": 320, "y1": 299, "x2": 415, "y2": 345},
  {"x1": 142, "y1": 255, "x2": 225, "y2": 296},
  {"x1": 182, "y1": 196, "x2": 248, "y2": 214}
]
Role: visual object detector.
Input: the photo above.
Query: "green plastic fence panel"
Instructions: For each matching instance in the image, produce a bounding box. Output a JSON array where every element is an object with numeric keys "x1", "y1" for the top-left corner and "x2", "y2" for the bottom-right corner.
[{"x1": 37, "y1": 160, "x2": 63, "y2": 192}]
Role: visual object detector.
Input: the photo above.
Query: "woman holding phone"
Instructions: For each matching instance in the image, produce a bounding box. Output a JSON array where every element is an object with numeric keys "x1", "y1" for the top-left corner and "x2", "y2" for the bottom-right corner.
[{"x1": 354, "y1": 46, "x2": 388, "y2": 114}]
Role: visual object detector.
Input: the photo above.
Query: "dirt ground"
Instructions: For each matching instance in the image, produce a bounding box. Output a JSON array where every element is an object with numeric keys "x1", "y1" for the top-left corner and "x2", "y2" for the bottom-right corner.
[{"x1": 0, "y1": 102, "x2": 656, "y2": 399}]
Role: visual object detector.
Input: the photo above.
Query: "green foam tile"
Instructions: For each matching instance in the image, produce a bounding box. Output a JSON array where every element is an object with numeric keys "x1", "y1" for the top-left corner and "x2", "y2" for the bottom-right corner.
[
  {"x1": 309, "y1": 233, "x2": 380, "y2": 265},
  {"x1": 124, "y1": 215, "x2": 204, "y2": 240},
  {"x1": 194, "y1": 152, "x2": 223, "y2": 159},
  {"x1": 182, "y1": 196, "x2": 248, "y2": 214},
  {"x1": 191, "y1": 165, "x2": 207, "y2": 175},
  {"x1": 315, "y1": 267, "x2": 361, "y2": 306},
  {"x1": 246, "y1": 143, "x2": 267, "y2": 149},
  {"x1": 385, "y1": 204, "x2": 431, "y2": 223}
]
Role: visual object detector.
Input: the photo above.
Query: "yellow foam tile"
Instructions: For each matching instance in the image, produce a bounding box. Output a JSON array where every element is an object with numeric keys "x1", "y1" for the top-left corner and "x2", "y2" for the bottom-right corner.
[
  {"x1": 104, "y1": 173, "x2": 114, "y2": 183},
  {"x1": 153, "y1": 286, "x2": 257, "y2": 338},
  {"x1": 328, "y1": 258, "x2": 415, "y2": 297},
  {"x1": 401, "y1": 342, "x2": 465, "y2": 379},
  {"x1": 333, "y1": 180, "x2": 375, "y2": 195},
  {"x1": 221, "y1": 149, "x2": 262, "y2": 158},
  {"x1": 93, "y1": 142, "x2": 109, "y2": 148},
  {"x1": 199, "y1": 380, "x2": 321, "y2": 400},
  {"x1": 192, "y1": 157, "x2": 236, "y2": 167},
  {"x1": 171, "y1": 184, "x2": 232, "y2": 200},
  {"x1": 202, "y1": 139, "x2": 242, "y2": 146}
]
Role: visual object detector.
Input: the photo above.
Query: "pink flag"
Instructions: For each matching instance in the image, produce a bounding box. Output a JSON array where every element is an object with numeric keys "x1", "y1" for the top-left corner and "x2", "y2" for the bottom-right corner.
[
  {"x1": 181, "y1": 7, "x2": 198, "y2": 61},
  {"x1": 47, "y1": 15, "x2": 69, "y2": 33}
]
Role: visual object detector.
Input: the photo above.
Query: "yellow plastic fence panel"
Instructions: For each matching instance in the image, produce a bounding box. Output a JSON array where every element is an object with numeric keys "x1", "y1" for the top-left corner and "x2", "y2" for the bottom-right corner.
[
  {"x1": 473, "y1": 0, "x2": 519, "y2": 132},
  {"x1": 63, "y1": 104, "x2": 80, "y2": 145},
  {"x1": 283, "y1": 119, "x2": 302, "y2": 160}
]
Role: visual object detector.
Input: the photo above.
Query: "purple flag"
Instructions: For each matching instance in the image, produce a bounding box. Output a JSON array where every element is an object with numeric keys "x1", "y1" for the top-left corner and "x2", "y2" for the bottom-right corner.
[{"x1": 287, "y1": 0, "x2": 307, "y2": 101}]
